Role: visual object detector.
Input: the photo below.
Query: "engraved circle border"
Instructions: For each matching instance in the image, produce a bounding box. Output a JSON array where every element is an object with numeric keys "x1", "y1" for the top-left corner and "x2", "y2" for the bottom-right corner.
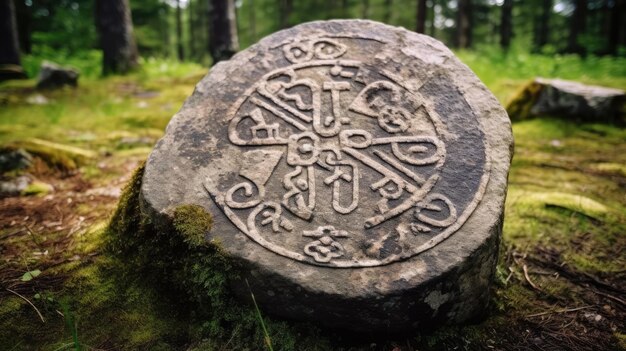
[{"x1": 209, "y1": 53, "x2": 492, "y2": 268}]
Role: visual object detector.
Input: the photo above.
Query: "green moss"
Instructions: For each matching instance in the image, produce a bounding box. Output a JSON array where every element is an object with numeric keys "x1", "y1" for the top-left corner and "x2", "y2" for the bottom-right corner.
[
  {"x1": 517, "y1": 191, "x2": 611, "y2": 219},
  {"x1": 591, "y1": 162, "x2": 626, "y2": 177},
  {"x1": 173, "y1": 204, "x2": 213, "y2": 248},
  {"x1": 103, "y1": 162, "x2": 328, "y2": 350},
  {"x1": 3, "y1": 138, "x2": 95, "y2": 173},
  {"x1": 106, "y1": 160, "x2": 145, "y2": 255},
  {"x1": 505, "y1": 80, "x2": 544, "y2": 121},
  {"x1": 616, "y1": 332, "x2": 626, "y2": 350},
  {"x1": 21, "y1": 180, "x2": 53, "y2": 196}
]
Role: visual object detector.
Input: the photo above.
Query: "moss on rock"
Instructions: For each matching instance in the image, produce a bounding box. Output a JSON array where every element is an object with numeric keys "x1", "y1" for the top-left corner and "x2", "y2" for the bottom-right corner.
[
  {"x1": 104, "y1": 162, "x2": 328, "y2": 350},
  {"x1": 505, "y1": 80, "x2": 544, "y2": 121},
  {"x1": 172, "y1": 204, "x2": 213, "y2": 248},
  {"x1": 2, "y1": 138, "x2": 95, "y2": 174}
]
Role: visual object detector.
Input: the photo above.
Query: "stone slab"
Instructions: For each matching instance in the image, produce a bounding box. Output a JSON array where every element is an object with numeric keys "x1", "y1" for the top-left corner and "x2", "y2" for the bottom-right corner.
[
  {"x1": 141, "y1": 20, "x2": 513, "y2": 332},
  {"x1": 36, "y1": 61, "x2": 79, "y2": 90},
  {"x1": 507, "y1": 78, "x2": 625, "y2": 124}
]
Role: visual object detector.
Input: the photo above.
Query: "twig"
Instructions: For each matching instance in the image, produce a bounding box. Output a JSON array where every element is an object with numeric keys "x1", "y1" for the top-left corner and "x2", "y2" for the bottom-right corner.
[
  {"x1": 593, "y1": 289, "x2": 626, "y2": 306},
  {"x1": 6, "y1": 288, "x2": 45, "y2": 323},
  {"x1": 0, "y1": 228, "x2": 26, "y2": 240},
  {"x1": 523, "y1": 264, "x2": 542, "y2": 291},
  {"x1": 526, "y1": 305, "x2": 593, "y2": 318}
]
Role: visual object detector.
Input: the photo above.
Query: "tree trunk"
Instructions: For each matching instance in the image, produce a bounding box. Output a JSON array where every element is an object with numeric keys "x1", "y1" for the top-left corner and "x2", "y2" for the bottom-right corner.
[
  {"x1": 209, "y1": 0, "x2": 239, "y2": 64},
  {"x1": 428, "y1": 0, "x2": 436, "y2": 36},
  {"x1": 534, "y1": 0, "x2": 552, "y2": 51},
  {"x1": 362, "y1": 0, "x2": 370, "y2": 19},
  {"x1": 500, "y1": 0, "x2": 512, "y2": 49},
  {"x1": 342, "y1": 0, "x2": 350, "y2": 18},
  {"x1": 13, "y1": 0, "x2": 31, "y2": 54},
  {"x1": 249, "y1": 0, "x2": 257, "y2": 42},
  {"x1": 279, "y1": 0, "x2": 293, "y2": 29},
  {"x1": 567, "y1": 0, "x2": 587, "y2": 55},
  {"x1": 176, "y1": 0, "x2": 184, "y2": 61},
  {"x1": 95, "y1": 0, "x2": 139, "y2": 75},
  {"x1": 0, "y1": 0, "x2": 20, "y2": 65},
  {"x1": 608, "y1": 0, "x2": 623, "y2": 55},
  {"x1": 0, "y1": 0, "x2": 25, "y2": 80},
  {"x1": 456, "y1": 0, "x2": 472, "y2": 48},
  {"x1": 383, "y1": 0, "x2": 393, "y2": 23},
  {"x1": 416, "y1": 0, "x2": 427, "y2": 33},
  {"x1": 189, "y1": 0, "x2": 197, "y2": 61}
]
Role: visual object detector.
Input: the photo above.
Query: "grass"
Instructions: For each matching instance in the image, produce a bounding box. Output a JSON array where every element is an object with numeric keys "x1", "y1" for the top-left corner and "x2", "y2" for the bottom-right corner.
[
  {"x1": 0, "y1": 58, "x2": 206, "y2": 151},
  {"x1": 1, "y1": 50, "x2": 625, "y2": 350},
  {"x1": 456, "y1": 46, "x2": 626, "y2": 103}
]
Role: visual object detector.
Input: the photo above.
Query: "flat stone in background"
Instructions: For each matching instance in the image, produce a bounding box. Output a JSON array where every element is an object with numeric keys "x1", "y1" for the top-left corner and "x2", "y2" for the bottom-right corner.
[
  {"x1": 36, "y1": 61, "x2": 79, "y2": 90},
  {"x1": 141, "y1": 20, "x2": 513, "y2": 332},
  {"x1": 507, "y1": 78, "x2": 625, "y2": 124}
]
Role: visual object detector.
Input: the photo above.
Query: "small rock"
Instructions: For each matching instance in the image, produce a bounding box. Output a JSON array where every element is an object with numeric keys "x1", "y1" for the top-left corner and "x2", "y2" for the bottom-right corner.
[
  {"x1": 36, "y1": 61, "x2": 79, "y2": 90},
  {"x1": 550, "y1": 139, "x2": 562, "y2": 148},
  {"x1": 86, "y1": 186, "x2": 121, "y2": 198},
  {"x1": 0, "y1": 175, "x2": 32, "y2": 197},
  {"x1": 26, "y1": 94, "x2": 50, "y2": 105},
  {"x1": 0, "y1": 148, "x2": 33, "y2": 173},
  {"x1": 583, "y1": 312, "x2": 603, "y2": 323}
]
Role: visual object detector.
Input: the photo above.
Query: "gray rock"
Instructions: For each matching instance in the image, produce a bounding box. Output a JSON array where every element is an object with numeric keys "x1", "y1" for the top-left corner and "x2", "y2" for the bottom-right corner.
[
  {"x1": 507, "y1": 78, "x2": 625, "y2": 124},
  {"x1": 36, "y1": 61, "x2": 79, "y2": 90},
  {"x1": 141, "y1": 20, "x2": 513, "y2": 332},
  {"x1": 0, "y1": 175, "x2": 31, "y2": 197},
  {"x1": 0, "y1": 148, "x2": 33, "y2": 174}
]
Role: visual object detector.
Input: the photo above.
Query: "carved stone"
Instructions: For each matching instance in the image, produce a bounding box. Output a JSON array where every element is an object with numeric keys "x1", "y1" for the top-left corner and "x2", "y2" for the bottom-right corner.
[{"x1": 141, "y1": 20, "x2": 513, "y2": 332}]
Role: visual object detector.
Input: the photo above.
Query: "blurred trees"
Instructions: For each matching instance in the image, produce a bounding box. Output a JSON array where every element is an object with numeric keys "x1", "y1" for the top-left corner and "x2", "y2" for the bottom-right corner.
[
  {"x1": 209, "y1": 0, "x2": 239, "y2": 64},
  {"x1": 456, "y1": 0, "x2": 472, "y2": 48},
  {"x1": 608, "y1": 0, "x2": 624, "y2": 55},
  {"x1": 567, "y1": 0, "x2": 588, "y2": 54},
  {"x1": 500, "y1": 0, "x2": 512, "y2": 49},
  {"x1": 534, "y1": 0, "x2": 552, "y2": 52},
  {"x1": 13, "y1": 0, "x2": 31, "y2": 54},
  {"x1": 1, "y1": 0, "x2": 624, "y2": 79},
  {"x1": 0, "y1": 0, "x2": 26, "y2": 79},
  {"x1": 416, "y1": 0, "x2": 427, "y2": 33},
  {"x1": 95, "y1": 0, "x2": 139, "y2": 74},
  {"x1": 176, "y1": 0, "x2": 184, "y2": 61}
]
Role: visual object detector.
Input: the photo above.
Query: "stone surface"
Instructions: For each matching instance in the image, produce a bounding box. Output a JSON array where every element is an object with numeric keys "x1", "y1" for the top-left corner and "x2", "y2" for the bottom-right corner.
[
  {"x1": 0, "y1": 148, "x2": 33, "y2": 174},
  {"x1": 0, "y1": 175, "x2": 31, "y2": 197},
  {"x1": 36, "y1": 61, "x2": 79, "y2": 90},
  {"x1": 507, "y1": 78, "x2": 625, "y2": 124},
  {"x1": 141, "y1": 20, "x2": 513, "y2": 332}
]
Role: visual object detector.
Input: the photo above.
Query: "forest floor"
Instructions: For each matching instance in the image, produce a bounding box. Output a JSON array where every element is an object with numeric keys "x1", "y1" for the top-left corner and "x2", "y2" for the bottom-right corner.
[{"x1": 0, "y1": 54, "x2": 625, "y2": 351}]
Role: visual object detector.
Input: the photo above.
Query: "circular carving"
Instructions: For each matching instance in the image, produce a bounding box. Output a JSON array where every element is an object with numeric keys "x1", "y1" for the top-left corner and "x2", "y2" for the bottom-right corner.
[{"x1": 203, "y1": 37, "x2": 490, "y2": 267}]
